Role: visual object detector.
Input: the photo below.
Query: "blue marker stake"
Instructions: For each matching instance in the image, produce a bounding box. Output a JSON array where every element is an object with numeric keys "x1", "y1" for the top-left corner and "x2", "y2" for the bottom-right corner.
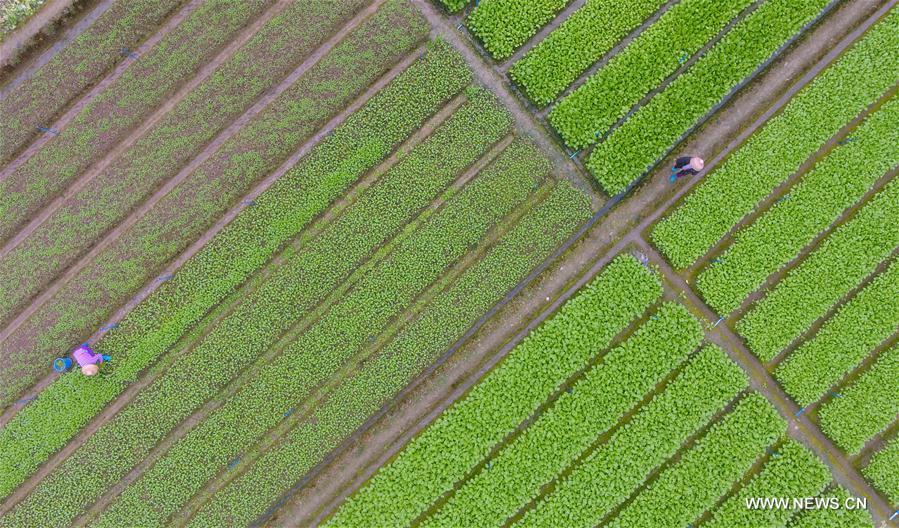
[
  {"x1": 242, "y1": 199, "x2": 256, "y2": 206},
  {"x1": 795, "y1": 407, "x2": 806, "y2": 417},
  {"x1": 101, "y1": 322, "x2": 120, "y2": 331},
  {"x1": 156, "y1": 273, "x2": 174, "y2": 283},
  {"x1": 284, "y1": 407, "x2": 295, "y2": 417},
  {"x1": 830, "y1": 391, "x2": 842, "y2": 398},
  {"x1": 678, "y1": 53, "x2": 689, "y2": 65},
  {"x1": 17, "y1": 396, "x2": 36, "y2": 405},
  {"x1": 227, "y1": 457, "x2": 240, "y2": 470},
  {"x1": 569, "y1": 150, "x2": 581, "y2": 159},
  {"x1": 37, "y1": 126, "x2": 60, "y2": 136},
  {"x1": 120, "y1": 47, "x2": 138, "y2": 59},
  {"x1": 889, "y1": 510, "x2": 898, "y2": 521},
  {"x1": 713, "y1": 317, "x2": 725, "y2": 328}
]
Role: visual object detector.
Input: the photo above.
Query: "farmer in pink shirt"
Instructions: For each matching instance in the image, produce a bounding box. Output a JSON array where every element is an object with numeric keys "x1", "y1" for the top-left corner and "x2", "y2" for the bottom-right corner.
[{"x1": 72, "y1": 344, "x2": 107, "y2": 376}]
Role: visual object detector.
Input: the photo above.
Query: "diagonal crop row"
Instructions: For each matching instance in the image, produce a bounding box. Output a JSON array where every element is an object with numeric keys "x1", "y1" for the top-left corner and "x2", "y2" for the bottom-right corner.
[
  {"x1": 696, "y1": 96, "x2": 899, "y2": 315},
  {"x1": 588, "y1": 0, "x2": 836, "y2": 196},
  {"x1": 517, "y1": 344, "x2": 748, "y2": 528},
  {"x1": 606, "y1": 394, "x2": 786, "y2": 528},
  {"x1": 0, "y1": 89, "x2": 510, "y2": 528},
  {"x1": 0, "y1": 0, "x2": 186, "y2": 163},
  {"x1": 863, "y1": 436, "x2": 899, "y2": 505},
  {"x1": 0, "y1": 0, "x2": 427, "y2": 408},
  {"x1": 650, "y1": 9, "x2": 899, "y2": 268},
  {"x1": 186, "y1": 153, "x2": 593, "y2": 528},
  {"x1": 0, "y1": 0, "x2": 277, "y2": 243},
  {"x1": 737, "y1": 178, "x2": 899, "y2": 361},
  {"x1": 549, "y1": 0, "x2": 753, "y2": 150},
  {"x1": 509, "y1": 0, "x2": 667, "y2": 107},
  {"x1": 775, "y1": 259, "x2": 899, "y2": 409},
  {"x1": 466, "y1": 0, "x2": 570, "y2": 61},
  {"x1": 819, "y1": 344, "x2": 899, "y2": 456},
  {"x1": 787, "y1": 485, "x2": 874, "y2": 528},
  {"x1": 423, "y1": 303, "x2": 703, "y2": 528},
  {"x1": 0, "y1": 40, "x2": 471, "y2": 504},
  {"x1": 0, "y1": 0, "x2": 415, "y2": 335},
  {"x1": 93, "y1": 137, "x2": 540, "y2": 527},
  {"x1": 702, "y1": 440, "x2": 831, "y2": 528},
  {"x1": 324, "y1": 255, "x2": 663, "y2": 528}
]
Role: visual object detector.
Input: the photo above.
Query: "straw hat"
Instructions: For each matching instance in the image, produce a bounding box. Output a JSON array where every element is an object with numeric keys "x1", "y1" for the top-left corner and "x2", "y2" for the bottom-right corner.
[
  {"x1": 692, "y1": 157, "x2": 705, "y2": 170},
  {"x1": 82, "y1": 364, "x2": 99, "y2": 376}
]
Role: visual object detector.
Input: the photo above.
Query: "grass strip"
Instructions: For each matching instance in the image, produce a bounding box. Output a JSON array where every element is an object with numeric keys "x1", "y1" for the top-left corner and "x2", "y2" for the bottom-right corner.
[
  {"x1": 589, "y1": 0, "x2": 836, "y2": 196},
  {"x1": 517, "y1": 344, "x2": 747, "y2": 528},
  {"x1": 423, "y1": 303, "x2": 703, "y2": 527},
  {"x1": 0, "y1": 0, "x2": 275, "y2": 242},
  {"x1": 0, "y1": 91, "x2": 506, "y2": 528},
  {"x1": 0, "y1": 0, "x2": 396, "y2": 330},
  {"x1": 787, "y1": 485, "x2": 874, "y2": 528},
  {"x1": 863, "y1": 436, "x2": 899, "y2": 505},
  {"x1": 0, "y1": 40, "x2": 470, "y2": 503},
  {"x1": 0, "y1": 0, "x2": 185, "y2": 163},
  {"x1": 0, "y1": 0, "x2": 426, "y2": 407},
  {"x1": 703, "y1": 440, "x2": 831, "y2": 528},
  {"x1": 696, "y1": 96, "x2": 899, "y2": 315},
  {"x1": 549, "y1": 0, "x2": 752, "y2": 150},
  {"x1": 651, "y1": 9, "x2": 899, "y2": 267},
  {"x1": 325, "y1": 255, "x2": 662, "y2": 527},
  {"x1": 737, "y1": 179, "x2": 899, "y2": 361},
  {"x1": 187, "y1": 153, "x2": 592, "y2": 528},
  {"x1": 775, "y1": 260, "x2": 899, "y2": 409},
  {"x1": 95, "y1": 135, "x2": 537, "y2": 527},
  {"x1": 606, "y1": 393, "x2": 786, "y2": 528},
  {"x1": 509, "y1": 0, "x2": 667, "y2": 107},
  {"x1": 467, "y1": 0, "x2": 571, "y2": 60},
  {"x1": 819, "y1": 344, "x2": 899, "y2": 455}
]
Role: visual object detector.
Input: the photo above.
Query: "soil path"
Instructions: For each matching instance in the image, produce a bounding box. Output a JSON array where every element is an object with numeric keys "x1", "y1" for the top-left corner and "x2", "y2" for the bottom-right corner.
[
  {"x1": 0, "y1": 0, "x2": 107, "y2": 91},
  {"x1": 0, "y1": 0, "x2": 79, "y2": 68},
  {"x1": 0, "y1": 0, "x2": 202, "y2": 179},
  {"x1": 0, "y1": 22, "x2": 418, "y2": 431},
  {"x1": 266, "y1": 0, "x2": 895, "y2": 525},
  {"x1": 410, "y1": 0, "x2": 597, "y2": 207}
]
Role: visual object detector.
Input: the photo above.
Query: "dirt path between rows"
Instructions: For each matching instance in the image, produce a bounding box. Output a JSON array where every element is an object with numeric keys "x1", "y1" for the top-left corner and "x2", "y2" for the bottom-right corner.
[
  {"x1": 268, "y1": 1, "x2": 896, "y2": 525},
  {"x1": 0, "y1": 0, "x2": 105, "y2": 90},
  {"x1": 0, "y1": 0, "x2": 202, "y2": 180}
]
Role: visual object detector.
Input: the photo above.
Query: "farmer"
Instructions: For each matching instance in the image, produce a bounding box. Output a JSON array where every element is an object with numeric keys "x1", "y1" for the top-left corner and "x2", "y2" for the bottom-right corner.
[
  {"x1": 72, "y1": 343, "x2": 107, "y2": 376},
  {"x1": 670, "y1": 156, "x2": 704, "y2": 181}
]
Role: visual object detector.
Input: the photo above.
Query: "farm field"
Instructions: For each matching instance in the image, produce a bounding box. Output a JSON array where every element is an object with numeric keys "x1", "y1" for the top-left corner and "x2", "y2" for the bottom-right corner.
[{"x1": 0, "y1": 0, "x2": 896, "y2": 526}]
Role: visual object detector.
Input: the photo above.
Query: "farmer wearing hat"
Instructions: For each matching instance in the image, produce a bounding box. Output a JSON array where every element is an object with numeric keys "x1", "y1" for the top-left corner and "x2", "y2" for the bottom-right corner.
[
  {"x1": 670, "y1": 156, "x2": 705, "y2": 181},
  {"x1": 71, "y1": 343, "x2": 108, "y2": 376}
]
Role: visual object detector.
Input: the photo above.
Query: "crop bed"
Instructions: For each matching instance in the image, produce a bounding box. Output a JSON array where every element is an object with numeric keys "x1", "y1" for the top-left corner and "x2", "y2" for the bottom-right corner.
[{"x1": 1, "y1": 0, "x2": 896, "y2": 526}]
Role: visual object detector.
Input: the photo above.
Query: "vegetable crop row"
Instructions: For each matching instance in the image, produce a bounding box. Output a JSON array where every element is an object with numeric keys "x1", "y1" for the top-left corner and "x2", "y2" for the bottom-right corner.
[
  {"x1": 549, "y1": 0, "x2": 752, "y2": 150},
  {"x1": 775, "y1": 259, "x2": 899, "y2": 410},
  {"x1": 0, "y1": 0, "x2": 275, "y2": 243},
  {"x1": 518, "y1": 344, "x2": 747, "y2": 528},
  {"x1": 696, "y1": 96, "x2": 899, "y2": 315},
  {"x1": 703, "y1": 440, "x2": 830, "y2": 528},
  {"x1": 2, "y1": 90, "x2": 509, "y2": 528},
  {"x1": 0, "y1": 0, "x2": 185, "y2": 163},
  {"x1": 651, "y1": 9, "x2": 899, "y2": 268},
  {"x1": 437, "y1": 0, "x2": 468, "y2": 13},
  {"x1": 589, "y1": 0, "x2": 835, "y2": 196},
  {"x1": 607, "y1": 393, "x2": 785, "y2": 528},
  {"x1": 863, "y1": 436, "x2": 899, "y2": 505},
  {"x1": 509, "y1": 0, "x2": 667, "y2": 106},
  {"x1": 188, "y1": 156, "x2": 593, "y2": 528},
  {"x1": 737, "y1": 178, "x2": 899, "y2": 361},
  {"x1": 95, "y1": 138, "x2": 535, "y2": 527},
  {"x1": 819, "y1": 344, "x2": 899, "y2": 455},
  {"x1": 0, "y1": 40, "x2": 471, "y2": 505},
  {"x1": 0, "y1": 0, "x2": 412, "y2": 336},
  {"x1": 0, "y1": 0, "x2": 425, "y2": 408},
  {"x1": 424, "y1": 303, "x2": 703, "y2": 527},
  {"x1": 787, "y1": 485, "x2": 873, "y2": 528},
  {"x1": 1, "y1": 0, "x2": 47, "y2": 36},
  {"x1": 467, "y1": 0, "x2": 570, "y2": 60},
  {"x1": 325, "y1": 255, "x2": 663, "y2": 527}
]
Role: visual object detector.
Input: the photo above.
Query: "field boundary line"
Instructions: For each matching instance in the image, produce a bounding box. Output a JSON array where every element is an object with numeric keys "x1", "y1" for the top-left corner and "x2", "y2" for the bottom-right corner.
[
  {"x1": 0, "y1": 0, "x2": 207, "y2": 180},
  {"x1": 0, "y1": 0, "x2": 114, "y2": 93},
  {"x1": 634, "y1": 237, "x2": 897, "y2": 526},
  {"x1": 283, "y1": 5, "x2": 896, "y2": 516},
  {"x1": 0, "y1": 38, "x2": 422, "y2": 430}
]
